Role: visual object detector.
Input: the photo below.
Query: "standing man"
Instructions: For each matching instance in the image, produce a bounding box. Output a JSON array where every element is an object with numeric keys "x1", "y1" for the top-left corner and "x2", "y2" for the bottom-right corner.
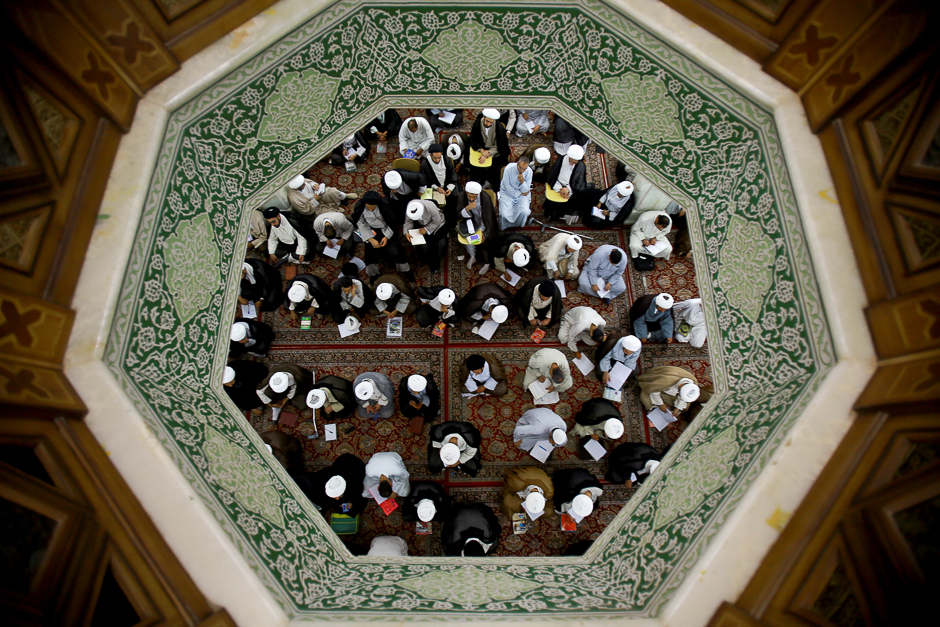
[
  {"x1": 578, "y1": 245, "x2": 628, "y2": 304},
  {"x1": 538, "y1": 233, "x2": 582, "y2": 280},
  {"x1": 455, "y1": 181, "x2": 499, "y2": 273},
  {"x1": 468, "y1": 109, "x2": 509, "y2": 190},
  {"x1": 497, "y1": 156, "x2": 533, "y2": 229},
  {"x1": 557, "y1": 306, "x2": 607, "y2": 359},
  {"x1": 523, "y1": 348, "x2": 573, "y2": 396},
  {"x1": 631, "y1": 293, "x2": 675, "y2": 343},
  {"x1": 399, "y1": 116, "x2": 434, "y2": 158}
]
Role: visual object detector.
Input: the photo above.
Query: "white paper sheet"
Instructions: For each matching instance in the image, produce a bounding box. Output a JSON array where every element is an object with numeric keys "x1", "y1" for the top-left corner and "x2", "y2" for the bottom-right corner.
[
  {"x1": 521, "y1": 501, "x2": 544, "y2": 521},
  {"x1": 439, "y1": 110, "x2": 457, "y2": 124},
  {"x1": 483, "y1": 378, "x2": 498, "y2": 391},
  {"x1": 530, "y1": 440, "x2": 553, "y2": 463},
  {"x1": 349, "y1": 256, "x2": 366, "y2": 272},
  {"x1": 607, "y1": 362, "x2": 633, "y2": 390},
  {"x1": 501, "y1": 269, "x2": 522, "y2": 286},
  {"x1": 324, "y1": 424, "x2": 337, "y2": 442},
  {"x1": 475, "y1": 320, "x2": 499, "y2": 340},
  {"x1": 408, "y1": 229, "x2": 427, "y2": 245},
  {"x1": 368, "y1": 486, "x2": 388, "y2": 504},
  {"x1": 595, "y1": 278, "x2": 610, "y2": 299},
  {"x1": 646, "y1": 239, "x2": 669, "y2": 256},
  {"x1": 338, "y1": 323, "x2": 360, "y2": 338},
  {"x1": 241, "y1": 302, "x2": 257, "y2": 318},
  {"x1": 322, "y1": 242, "x2": 340, "y2": 258},
  {"x1": 648, "y1": 407, "x2": 678, "y2": 432},
  {"x1": 533, "y1": 391, "x2": 559, "y2": 405},
  {"x1": 584, "y1": 438, "x2": 607, "y2": 461},
  {"x1": 528, "y1": 378, "x2": 550, "y2": 399},
  {"x1": 554, "y1": 280, "x2": 567, "y2": 297},
  {"x1": 524, "y1": 120, "x2": 536, "y2": 133},
  {"x1": 573, "y1": 353, "x2": 594, "y2": 375},
  {"x1": 592, "y1": 207, "x2": 606, "y2": 219}
]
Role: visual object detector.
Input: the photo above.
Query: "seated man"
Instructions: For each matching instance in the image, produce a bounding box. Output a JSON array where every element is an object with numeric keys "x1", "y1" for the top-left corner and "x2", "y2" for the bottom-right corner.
[
  {"x1": 401, "y1": 481, "x2": 451, "y2": 523},
  {"x1": 673, "y1": 298, "x2": 707, "y2": 347},
  {"x1": 256, "y1": 363, "x2": 314, "y2": 421},
  {"x1": 351, "y1": 191, "x2": 412, "y2": 283},
  {"x1": 373, "y1": 277, "x2": 415, "y2": 317},
  {"x1": 538, "y1": 233, "x2": 582, "y2": 280},
  {"x1": 497, "y1": 156, "x2": 533, "y2": 229},
  {"x1": 544, "y1": 144, "x2": 587, "y2": 220},
  {"x1": 382, "y1": 169, "x2": 426, "y2": 224},
  {"x1": 552, "y1": 469, "x2": 603, "y2": 519},
  {"x1": 399, "y1": 374, "x2": 440, "y2": 424},
  {"x1": 578, "y1": 245, "x2": 628, "y2": 304},
  {"x1": 631, "y1": 293, "x2": 675, "y2": 343},
  {"x1": 353, "y1": 373, "x2": 396, "y2": 419},
  {"x1": 558, "y1": 305, "x2": 607, "y2": 359},
  {"x1": 306, "y1": 453, "x2": 368, "y2": 515},
  {"x1": 261, "y1": 430, "x2": 304, "y2": 474},
  {"x1": 366, "y1": 108, "x2": 402, "y2": 141},
  {"x1": 468, "y1": 109, "x2": 509, "y2": 190},
  {"x1": 606, "y1": 443, "x2": 662, "y2": 487},
  {"x1": 399, "y1": 116, "x2": 434, "y2": 158},
  {"x1": 501, "y1": 466, "x2": 556, "y2": 520},
  {"x1": 570, "y1": 398, "x2": 625, "y2": 442},
  {"x1": 441, "y1": 503, "x2": 500, "y2": 557},
  {"x1": 629, "y1": 212, "x2": 673, "y2": 261},
  {"x1": 419, "y1": 143, "x2": 459, "y2": 225},
  {"x1": 493, "y1": 233, "x2": 536, "y2": 282},
  {"x1": 514, "y1": 277, "x2": 562, "y2": 328},
  {"x1": 513, "y1": 408, "x2": 568, "y2": 459},
  {"x1": 637, "y1": 366, "x2": 701, "y2": 418},
  {"x1": 240, "y1": 259, "x2": 284, "y2": 313},
  {"x1": 246, "y1": 207, "x2": 269, "y2": 255},
  {"x1": 460, "y1": 353, "x2": 509, "y2": 398},
  {"x1": 595, "y1": 334, "x2": 642, "y2": 386},
  {"x1": 330, "y1": 131, "x2": 370, "y2": 166},
  {"x1": 425, "y1": 108, "x2": 464, "y2": 133},
  {"x1": 582, "y1": 181, "x2": 636, "y2": 228},
  {"x1": 552, "y1": 115, "x2": 588, "y2": 156},
  {"x1": 415, "y1": 286, "x2": 457, "y2": 329},
  {"x1": 523, "y1": 348, "x2": 573, "y2": 396},
  {"x1": 519, "y1": 145, "x2": 553, "y2": 183},
  {"x1": 367, "y1": 536, "x2": 408, "y2": 557},
  {"x1": 427, "y1": 421, "x2": 482, "y2": 477},
  {"x1": 442, "y1": 132, "x2": 469, "y2": 173},
  {"x1": 312, "y1": 211, "x2": 356, "y2": 260},
  {"x1": 286, "y1": 175, "x2": 356, "y2": 218},
  {"x1": 283, "y1": 274, "x2": 334, "y2": 322},
  {"x1": 455, "y1": 181, "x2": 499, "y2": 272},
  {"x1": 456, "y1": 283, "x2": 513, "y2": 325},
  {"x1": 229, "y1": 318, "x2": 274, "y2": 358},
  {"x1": 332, "y1": 275, "x2": 373, "y2": 322},
  {"x1": 223, "y1": 361, "x2": 269, "y2": 413},
  {"x1": 404, "y1": 200, "x2": 447, "y2": 272},
  {"x1": 514, "y1": 109, "x2": 549, "y2": 137},
  {"x1": 306, "y1": 375, "x2": 355, "y2": 420},
  {"x1": 263, "y1": 207, "x2": 309, "y2": 266},
  {"x1": 361, "y1": 451, "x2": 411, "y2": 498}
]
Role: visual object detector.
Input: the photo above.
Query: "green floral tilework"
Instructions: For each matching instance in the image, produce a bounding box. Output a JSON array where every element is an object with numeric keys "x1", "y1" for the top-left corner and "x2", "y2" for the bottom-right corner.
[{"x1": 104, "y1": 0, "x2": 835, "y2": 620}]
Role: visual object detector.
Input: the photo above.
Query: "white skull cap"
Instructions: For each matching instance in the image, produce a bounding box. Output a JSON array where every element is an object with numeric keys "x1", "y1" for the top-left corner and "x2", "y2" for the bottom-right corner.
[
  {"x1": 482, "y1": 108, "x2": 500, "y2": 120},
  {"x1": 406, "y1": 200, "x2": 424, "y2": 220},
  {"x1": 440, "y1": 443, "x2": 460, "y2": 465},
  {"x1": 288, "y1": 174, "x2": 306, "y2": 189},
  {"x1": 621, "y1": 335, "x2": 642, "y2": 352},
  {"x1": 604, "y1": 418, "x2": 624, "y2": 439},
  {"x1": 655, "y1": 293, "x2": 675, "y2": 309},
  {"x1": 616, "y1": 181, "x2": 635, "y2": 196},
  {"x1": 345, "y1": 134, "x2": 356, "y2": 143},
  {"x1": 438, "y1": 288, "x2": 455, "y2": 305},
  {"x1": 375, "y1": 283, "x2": 394, "y2": 301},
  {"x1": 524, "y1": 491, "x2": 546, "y2": 514},
  {"x1": 416, "y1": 499, "x2": 436, "y2": 522},
  {"x1": 408, "y1": 374, "x2": 427, "y2": 392},
  {"x1": 325, "y1": 475, "x2": 346, "y2": 498},
  {"x1": 344, "y1": 316, "x2": 359, "y2": 330},
  {"x1": 270, "y1": 373, "x2": 289, "y2": 393},
  {"x1": 465, "y1": 181, "x2": 482, "y2": 194},
  {"x1": 491, "y1": 305, "x2": 509, "y2": 323},
  {"x1": 679, "y1": 383, "x2": 701, "y2": 403},
  {"x1": 512, "y1": 248, "x2": 530, "y2": 267},
  {"x1": 551, "y1": 428, "x2": 568, "y2": 446},
  {"x1": 223, "y1": 367, "x2": 236, "y2": 384},
  {"x1": 306, "y1": 389, "x2": 327, "y2": 409},
  {"x1": 447, "y1": 144, "x2": 462, "y2": 160},
  {"x1": 384, "y1": 170, "x2": 402, "y2": 189},
  {"x1": 534, "y1": 147, "x2": 551, "y2": 164},
  {"x1": 355, "y1": 380, "x2": 374, "y2": 400},
  {"x1": 571, "y1": 493, "x2": 594, "y2": 517},
  {"x1": 645, "y1": 459, "x2": 661, "y2": 474},
  {"x1": 567, "y1": 144, "x2": 585, "y2": 160},
  {"x1": 288, "y1": 282, "x2": 309, "y2": 303},
  {"x1": 566, "y1": 235, "x2": 583, "y2": 250},
  {"x1": 230, "y1": 322, "x2": 248, "y2": 341}
]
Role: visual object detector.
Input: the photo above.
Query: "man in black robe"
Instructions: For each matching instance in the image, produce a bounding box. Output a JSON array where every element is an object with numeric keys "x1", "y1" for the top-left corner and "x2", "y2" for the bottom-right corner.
[
  {"x1": 544, "y1": 144, "x2": 588, "y2": 220},
  {"x1": 419, "y1": 143, "x2": 459, "y2": 228},
  {"x1": 442, "y1": 503, "x2": 500, "y2": 557},
  {"x1": 239, "y1": 259, "x2": 284, "y2": 312},
  {"x1": 606, "y1": 443, "x2": 663, "y2": 486},
  {"x1": 302, "y1": 453, "x2": 368, "y2": 516},
  {"x1": 401, "y1": 481, "x2": 450, "y2": 523},
  {"x1": 350, "y1": 191, "x2": 413, "y2": 282},
  {"x1": 365, "y1": 108, "x2": 403, "y2": 141},
  {"x1": 552, "y1": 468, "x2": 603, "y2": 515},
  {"x1": 330, "y1": 130, "x2": 371, "y2": 166},
  {"x1": 427, "y1": 421, "x2": 482, "y2": 477},
  {"x1": 282, "y1": 274, "x2": 335, "y2": 322},
  {"x1": 455, "y1": 181, "x2": 499, "y2": 270},
  {"x1": 307, "y1": 375, "x2": 355, "y2": 420},
  {"x1": 456, "y1": 283, "x2": 513, "y2": 324},
  {"x1": 468, "y1": 109, "x2": 509, "y2": 191},
  {"x1": 223, "y1": 361, "x2": 269, "y2": 412},
  {"x1": 492, "y1": 233, "x2": 537, "y2": 282},
  {"x1": 398, "y1": 374, "x2": 440, "y2": 424},
  {"x1": 513, "y1": 277, "x2": 562, "y2": 329},
  {"x1": 229, "y1": 318, "x2": 275, "y2": 358},
  {"x1": 382, "y1": 169, "x2": 426, "y2": 225}
]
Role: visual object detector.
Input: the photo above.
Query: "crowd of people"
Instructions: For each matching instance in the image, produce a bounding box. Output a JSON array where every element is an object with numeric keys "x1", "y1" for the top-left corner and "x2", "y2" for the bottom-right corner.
[{"x1": 225, "y1": 108, "x2": 710, "y2": 556}]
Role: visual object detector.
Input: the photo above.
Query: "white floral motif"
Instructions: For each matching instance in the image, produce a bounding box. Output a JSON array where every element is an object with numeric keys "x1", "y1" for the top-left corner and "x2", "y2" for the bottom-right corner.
[
  {"x1": 421, "y1": 21, "x2": 519, "y2": 85},
  {"x1": 397, "y1": 568, "x2": 540, "y2": 605}
]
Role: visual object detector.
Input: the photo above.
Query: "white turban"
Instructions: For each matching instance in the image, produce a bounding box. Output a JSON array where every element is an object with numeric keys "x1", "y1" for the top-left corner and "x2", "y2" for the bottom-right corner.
[
  {"x1": 604, "y1": 418, "x2": 624, "y2": 439},
  {"x1": 621, "y1": 335, "x2": 642, "y2": 353},
  {"x1": 242, "y1": 262, "x2": 256, "y2": 284},
  {"x1": 230, "y1": 322, "x2": 248, "y2": 342},
  {"x1": 534, "y1": 147, "x2": 551, "y2": 164},
  {"x1": 406, "y1": 200, "x2": 424, "y2": 220},
  {"x1": 644, "y1": 460, "x2": 661, "y2": 474},
  {"x1": 344, "y1": 315, "x2": 359, "y2": 330},
  {"x1": 680, "y1": 383, "x2": 701, "y2": 403},
  {"x1": 417, "y1": 499, "x2": 436, "y2": 522},
  {"x1": 376, "y1": 283, "x2": 394, "y2": 301},
  {"x1": 524, "y1": 491, "x2": 546, "y2": 514},
  {"x1": 447, "y1": 144, "x2": 462, "y2": 160},
  {"x1": 465, "y1": 181, "x2": 482, "y2": 195},
  {"x1": 270, "y1": 373, "x2": 289, "y2": 393},
  {"x1": 325, "y1": 475, "x2": 346, "y2": 498},
  {"x1": 571, "y1": 494, "x2": 594, "y2": 517},
  {"x1": 288, "y1": 174, "x2": 306, "y2": 189},
  {"x1": 512, "y1": 248, "x2": 530, "y2": 267},
  {"x1": 438, "y1": 288, "x2": 455, "y2": 306},
  {"x1": 306, "y1": 389, "x2": 327, "y2": 409},
  {"x1": 567, "y1": 144, "x2": 585, "y2": 160},
  {"x1": 223, "y1": 367, "x2": 235, "y2": 384},
  {"x1": 440, "y1": 443, "x2": 460, "y2": 466},
  {"x1": 355, "y1": 380, "x2": 374, "y2": 400},
  {"x1": 566, "y1": 235, "x2": 582, "y2": 251},
  {"x1": 491, "y1": 305, "x2": 509, "y2": 323},
  {"x1": 288, "y1": 282, "x2": 310, "y2": 303},
  {"x1": 551, "y1": 428, "x2": 568, "y2": 447},
  {"x1": 482, "y1": 108, "x2": 500, "y2": 120},
  {"x1": 616, "y1": 181, "x2": 634, "y2": 197},
  {"x1": 655, "y1": 293, "x2": 674, "y2": 309},
  {"x1": 408, "y1": 375, "x2": 427, "y2": 392},
  {"x1": 384, "y1": 171, "x2": 402, "y2": 189}
]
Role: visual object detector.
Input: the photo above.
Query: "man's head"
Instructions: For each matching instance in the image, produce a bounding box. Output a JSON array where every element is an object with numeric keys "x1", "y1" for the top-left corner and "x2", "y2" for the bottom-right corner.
[
  {"x1": 655, "y1": 293, "x2": 674, "y2": 312},
  {"x1": 482, "y1": 108, "x2": 500, "y2": 127},
  {"x1": 288, "y1": 175, "x2": 306, "y2": 190},
  {"x1": 517, "y1": 155, "x2": 530, "y2": 174},
  {"x1": 550, "y1": 363, "x2": 565, "y2": 384},
  {"x1": 616, "y1": 181, "x2": 634, "y2": 198},
  {"x1": 466, "y1": 354, "x2": 485, "y2": 374},
  {"x1": 567, "y1": 144, "x2": 585, "y2": 164},
  {"x1": 609, "y1": 248, "x2": 623, "y2": 265},
  {"x1": 534, "y1": 147, "x2": 551, "y2": 164},
  {"x1": 362, "y1": 190, "x2": 382, "y2": 211},
  {"x1": 566, "y1": 235, "x2": 583, "y2": 254},
  {"x1": 621, "y1": 335, "x2": 642, "y2": 354},
  {"x1": 322, "y1": 223, "x2": 336, "y2": 239},
  {"x1": 378, "y1": 478, "x2": 393, "y2": 498},
  {"x1": 465, "y1": 180, "x2": 481, "y2": 202},
  {"x1": 407, "y1": 119, "x2": 418, "y2": 133},
  {"x1": 338, "y1": 276, "x2": 354, "y2": 293},
  {"x1": 263, "y1": 207, "x2": 280, "y2": 226},
  {"x1": 590, "y1": 325, "x2": 606, "y2": 343},
  {"x1": 655, "y1": 214, "x2": 671, "y2": 230},
  {"x1": 537, "y1": 280, "x2": 554, "y2": 301},
  {"x1": 462, "y1": 539, "x2": 486, "y2": 556},
  {"x1": 230, "y1": 322, "x2": 249, "y2": 344},
  {"x1": 223, "y1": 366, "x2": 235, "y2": 388},
  {"x1": 429, "y1": 143, "x2": 444, "y2": 163}
]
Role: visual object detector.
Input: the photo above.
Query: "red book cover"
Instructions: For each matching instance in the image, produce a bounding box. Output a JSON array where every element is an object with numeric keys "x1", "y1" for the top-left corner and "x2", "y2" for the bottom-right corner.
[
  {"x1": 561, "y1": 513, "x2": 577, "y2": 531},
  {"x1": 530, "y1": 328, "x2": 546, "y2": 343},
  {"x1": 279, "y1": 412, "x2": 298, "y2": 426},
  {"x1": 380, "y1": 498, "x2": 398, "y2": 516},
  {"x1": 432, "y1": 321, "x2": 446, "y2": 337}
]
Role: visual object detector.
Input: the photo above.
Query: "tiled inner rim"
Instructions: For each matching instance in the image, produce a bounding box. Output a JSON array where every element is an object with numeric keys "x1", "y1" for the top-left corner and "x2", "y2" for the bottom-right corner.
[{"x1": 105, "y1": 0, "x2": 834, "y2": 619}]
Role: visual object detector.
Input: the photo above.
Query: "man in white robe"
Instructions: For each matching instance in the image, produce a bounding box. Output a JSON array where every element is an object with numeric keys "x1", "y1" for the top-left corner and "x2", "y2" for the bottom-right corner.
[
  {"x1": 538, "y1": 233, "x2": 582, "y2": 279},
  {"x1": 514, "y1": 109, "x2": 549, "y2": 137},
  {"x1": 629, "y1": 212, "x2": 673, "y2": 260},
  {"x1": 263, "y1": 207, "x2": 307, "y2": 265},
  {"x1": 399, "y1": 117, "x2": 434, "y2": 157},
  {"x1": 673, "y1": 298, "x2": 707, "y2": 347},
  {"x1": 361, "y1": 451, "x2": 411, "y2": 498},
  {"x1": 497, "y1": 156, "x2": 533, "y2": 229},
  {"x1": 513, "y1": 408, "x2": 568, "y2": 453},
  {"x1": 578, "y1": 245, "x2": 628, "y2": 303},
  {"x1": 312, "y1": 211, "x2": 355, "y2": 259},
  {"x1": 286, "y1": 175, "x2": 355, "y2": 217},
  {"x1": 523, "y1": 348, "x2": 573, "y2": 394},
  {"x1": 557, "y1": 306, "x2": 607, "y2": 358}
]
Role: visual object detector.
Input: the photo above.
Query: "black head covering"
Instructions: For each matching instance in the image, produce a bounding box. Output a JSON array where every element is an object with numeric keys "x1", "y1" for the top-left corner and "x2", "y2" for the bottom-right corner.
[
  {"x1": 538, "y1": 281, "x2": 554, "y2": 297},
  {"x1": 363, "y1": 190, "x2": 382, "y2": 203},
  {"x1": 342, "y1": 262, "x2": 359, "y2": 277},
  {"x1": 429, "y1": 143, "x2": 444, "y2": 153},
  {"x1": 466, "y1": 354, "x2": 485, "y2": 371},
  {"x1": 262, "y1": 207, "x2": 280, "y2": 219}
]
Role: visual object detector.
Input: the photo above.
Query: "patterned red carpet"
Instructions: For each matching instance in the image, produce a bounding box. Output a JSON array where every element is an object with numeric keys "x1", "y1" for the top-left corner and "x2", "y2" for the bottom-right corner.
[{"x1": 240, "y1": 109, "x2": 710, "y2": 556}]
